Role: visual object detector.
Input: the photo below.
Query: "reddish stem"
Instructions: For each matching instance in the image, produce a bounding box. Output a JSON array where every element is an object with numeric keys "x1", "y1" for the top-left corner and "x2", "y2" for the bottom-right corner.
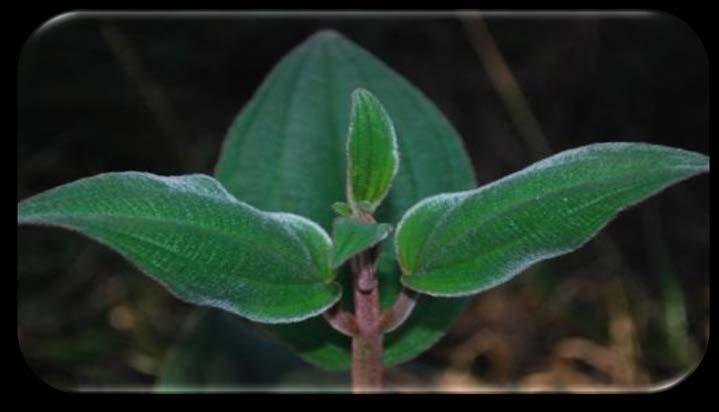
[
  {"x1": 380, "y1": 288, "x2": 418, "y2": 333},
  {"x1": 322, "y1": 211, "x2": 419, "y2": 392},
  {"x1": 350, "y1": 247, "x2": 383, "y2": 392},
  {"x1": 323, "y1": 303, "x2": 358, "y2": 337}
]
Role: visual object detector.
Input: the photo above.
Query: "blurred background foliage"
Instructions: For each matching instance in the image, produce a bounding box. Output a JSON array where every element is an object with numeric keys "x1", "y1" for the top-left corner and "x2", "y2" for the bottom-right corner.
[{"x1": 17, "y1": 12, "x2": 708, "y2": 392}]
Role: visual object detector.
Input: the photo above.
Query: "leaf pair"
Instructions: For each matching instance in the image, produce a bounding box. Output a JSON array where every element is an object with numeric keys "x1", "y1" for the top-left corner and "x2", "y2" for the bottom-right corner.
[{"x1": 16, "y1": 143, "x2": 710, "y2": 328}]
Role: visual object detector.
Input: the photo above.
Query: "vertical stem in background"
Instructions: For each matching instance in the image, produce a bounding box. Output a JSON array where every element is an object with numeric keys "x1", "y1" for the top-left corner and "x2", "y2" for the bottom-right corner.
[
  {"x1": 461, "y1": 14, "x2": 552, "y2": 160},
  {"x1": 350, "y1": 247, "x2": 383, "y2": 392},
  {"x1": 99, "y1": 23, "x2": 192, "y2": 170}
]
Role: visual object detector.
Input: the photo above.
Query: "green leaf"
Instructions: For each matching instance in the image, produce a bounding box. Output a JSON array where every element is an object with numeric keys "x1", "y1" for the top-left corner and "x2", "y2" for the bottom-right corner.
[
  {"x1": 331, "y1": 217, "x2": 391, "y2": 268},
  {"x1": 346, "y1": 88, "x2": 399, "y2": 213},
  {"x1": 213, "y1": 30, "x2": 476, "y2": 370},
  {"x1": 331, "y1": 202, "x2": 353, "y2": 217},
  {"x1": 357, "y1": 200, "x2": 375, "y2": 213},
  {"x1": 156, "y1": 309, "x2": 348, "y2": 392},
  {"x1": 17, "y1": 172, "x2": 340, "y2": 323},
  {"x1": 396, "y1": 143, "x2": 710, "y2": 296},
  {"x1": 156, "y1": 309, "x2": 306, "y2": 391}
]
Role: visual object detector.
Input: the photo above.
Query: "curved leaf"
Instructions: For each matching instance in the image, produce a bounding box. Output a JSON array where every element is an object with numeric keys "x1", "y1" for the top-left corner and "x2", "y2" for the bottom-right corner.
[
  {"x1": 213, "y1": 30, "x2": 476, "y2": 369},
  {"x1": 331, "y1": 217, "x2": 391, "y2": 268},
  {"x1": 346, "y1": 88, "x2": 399, "y2": 213},
  {"x1": 396, "y1": 143, "x2": 710, "y2": 296},
  {"x1": 331, "y1": 202, "x2": 354, "y2": 217},
  {"x1": 17, "y1": 172, "x2": 340, "y2": 323}
]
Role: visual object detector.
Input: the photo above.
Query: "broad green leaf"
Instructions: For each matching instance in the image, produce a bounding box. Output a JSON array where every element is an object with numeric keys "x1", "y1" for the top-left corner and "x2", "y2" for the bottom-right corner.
[
  {"x1": 331, "y1": 217, "x2": 391, "y2": 268},
  {"x1": 156, "y1": 309, "x2": 306, "y2": 391},
  {"x1": 17, "y1": 172, "x2": 340, "y2": 323},
  {"x1": 213, "y1": 30, "x2": 476, "y2": 370},
  {"x1": 346, "y1": 88, "x2": 399, "y2": 213},
  {"x1": 396, "y1": 143, "x2": 710, "y2": 296},
  {"x1": 156, "y1": 309, "x2": 348, "y2": 392}
]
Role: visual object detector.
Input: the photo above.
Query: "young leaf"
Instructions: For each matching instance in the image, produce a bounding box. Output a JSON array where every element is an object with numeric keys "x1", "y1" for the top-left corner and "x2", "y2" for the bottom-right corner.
[
  {"x1": 331, "y1": 217, "x2": 392, "y2": 268},
  {"x1": 396, "y1": 143, "x2": 710, "y2": 296},
  {"x1": 332, "y1": 202, "x2": 353, "y2": 217},
  {"x1": 213, "y1": 30, "x2": 476, "y2": 370},
  {"x1": 357, "y1": 200, "x2": 375, "y2": 213},
  {"x1": 17, "y1": 172, "x2": 340, "y2": 323},
  {"x1": 346, "y1": 88, "x2": 399, "y2": 213}
]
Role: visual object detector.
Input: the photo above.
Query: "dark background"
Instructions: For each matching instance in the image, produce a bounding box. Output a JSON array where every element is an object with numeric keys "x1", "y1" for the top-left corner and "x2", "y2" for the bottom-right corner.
[{"x1": 17, "y1": 12, "x2": 709, "y2": 391}]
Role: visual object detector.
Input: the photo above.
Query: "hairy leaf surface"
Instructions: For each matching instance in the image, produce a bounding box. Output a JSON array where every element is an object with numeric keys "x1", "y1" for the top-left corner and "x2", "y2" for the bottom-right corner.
[
  {"x1": 346, "y1": 88, "x2": 399, "y2": 213},
  {"x1": 396, "y1": 143, "x2": 710, "y2": 296},
  {"x1": 17, "y1": 172, "x2": 340, "y2": 323},
  {"x1": 331, "y1": 218, "x2": 391, "y2": 268}
]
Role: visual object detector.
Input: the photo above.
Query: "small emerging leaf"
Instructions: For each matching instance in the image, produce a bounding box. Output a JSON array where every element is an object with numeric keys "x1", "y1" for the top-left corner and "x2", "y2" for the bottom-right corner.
[
  {"x1": 346, "y1": 88, "x2": 399, "y2": 213},
  {"x1": 17, "y1": 172, "x2": 341, "y2": 323},
  {"x1": 396, "y1": 143, "x2": 710, "y2": 297},
  {"x1": 331, "y1": 217, "x2": 392, "y2": 268},
  {"x1": 357, "y1": 200, "x2": 375, "y2": 213},
  {"x1": 331, "y1": 202, "x2": 353, "y2": 217}
]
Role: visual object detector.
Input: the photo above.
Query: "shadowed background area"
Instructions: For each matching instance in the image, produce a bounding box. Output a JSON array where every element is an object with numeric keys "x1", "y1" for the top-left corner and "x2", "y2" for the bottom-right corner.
[{"x1": 17, "y1": 12, "x2": 708, "y2": 391}]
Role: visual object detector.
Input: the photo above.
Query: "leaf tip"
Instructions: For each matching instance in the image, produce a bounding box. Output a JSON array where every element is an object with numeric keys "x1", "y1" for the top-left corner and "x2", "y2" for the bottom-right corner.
[
  {"x1": 307, "y1": 29, "x2": 345, "y2": 45},
  {"x1": 697, "y1": 154, "x2": 710, "y2": 171},
  {"x1": 351, "y1": 87, "x2": 373, "y2": 101}
]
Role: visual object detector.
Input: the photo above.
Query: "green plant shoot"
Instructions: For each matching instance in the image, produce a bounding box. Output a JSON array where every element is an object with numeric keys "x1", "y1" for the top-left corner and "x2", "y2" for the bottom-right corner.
[{"x1": 17, "y1": 30, "x2": 710, "y2": 392}]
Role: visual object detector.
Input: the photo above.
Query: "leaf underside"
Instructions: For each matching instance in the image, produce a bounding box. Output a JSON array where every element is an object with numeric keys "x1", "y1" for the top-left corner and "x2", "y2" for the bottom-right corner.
[
  {"x1": 17, "y1": 172, "x2": 340, "y2": 324},
  {"x1": 214, "y1": 30, "x2": 476, "y2": 370},
  {"x1": 396, "y1": 143, "x2": 710, "y2": 296}
]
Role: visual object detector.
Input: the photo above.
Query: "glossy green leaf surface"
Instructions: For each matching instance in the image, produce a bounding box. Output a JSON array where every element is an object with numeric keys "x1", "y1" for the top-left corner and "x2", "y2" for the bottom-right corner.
[
  {"x1": 213, "y1": 30, "x2": 476, "y2": 369},
  {"x1": 346, "y1": 89, "x2": 399, "y2": 213},
  {"x1": 17, "y1": 172, "x2": 340, "y2": 323},
  {"x1": 331, "y1": 217, "x2": 391, "y2": 268},
  {"x1": 396, "y1": 143, "x2": 710, "y2": 296}
]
